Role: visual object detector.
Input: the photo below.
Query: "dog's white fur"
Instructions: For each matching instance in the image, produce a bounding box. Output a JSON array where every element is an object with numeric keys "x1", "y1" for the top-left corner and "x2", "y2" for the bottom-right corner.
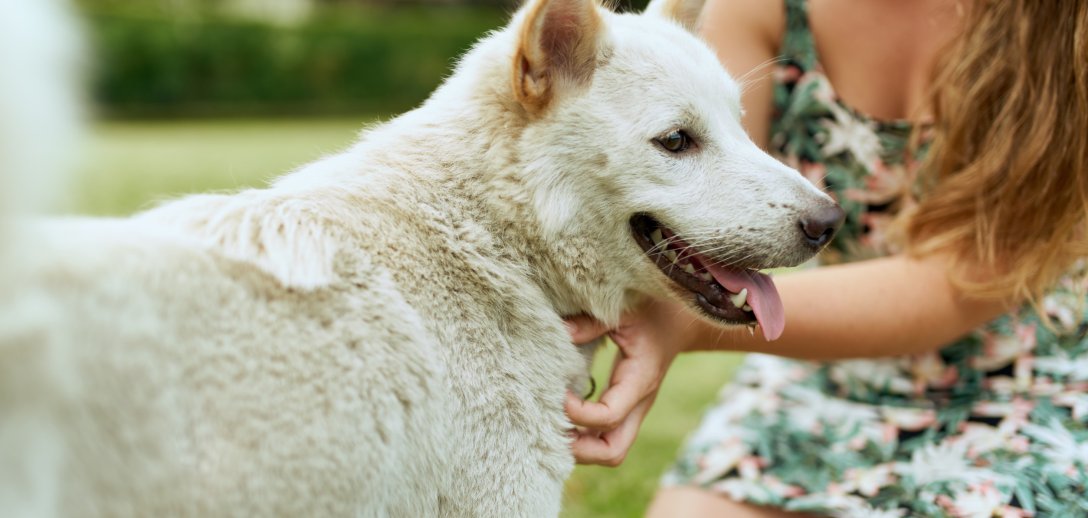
[{"x1": 0, "y1": 0, "x2": 835, "y2": 516}]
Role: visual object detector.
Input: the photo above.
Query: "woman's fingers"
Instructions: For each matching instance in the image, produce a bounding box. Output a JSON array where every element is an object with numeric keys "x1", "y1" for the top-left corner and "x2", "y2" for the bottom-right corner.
[
  {"x1": 570, "y1": 396, "x2": 655, "y2": 466},
  {"x1": 564, "y1": 314, "x2": 611, "y2": 345},
  {"x1": 563, "y1": 300, "x2": 687, "y2": 465},
  {"x1": 565, "y1": 335, "x2": 663, "y2": 430},
  {"x1": 566, "y1": 388, "x2": 642, "y2": 432}
]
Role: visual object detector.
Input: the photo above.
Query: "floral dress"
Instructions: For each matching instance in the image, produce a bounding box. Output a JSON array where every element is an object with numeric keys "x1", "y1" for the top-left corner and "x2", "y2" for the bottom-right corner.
[{"x1": 661, "y1": 1, "x2": 1088, "y2": 516}]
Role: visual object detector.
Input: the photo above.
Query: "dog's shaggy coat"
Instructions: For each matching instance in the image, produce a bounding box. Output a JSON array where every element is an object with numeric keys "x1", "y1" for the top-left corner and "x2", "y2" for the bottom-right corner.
[{"x1": 0, "y1": 0, "x2": 836, "y2": 516}]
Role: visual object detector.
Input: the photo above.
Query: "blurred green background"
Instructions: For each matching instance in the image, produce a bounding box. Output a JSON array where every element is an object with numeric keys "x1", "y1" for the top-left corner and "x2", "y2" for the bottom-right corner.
[{"x1": 74, "y1": 1, "x2": 744, "y2": 516}]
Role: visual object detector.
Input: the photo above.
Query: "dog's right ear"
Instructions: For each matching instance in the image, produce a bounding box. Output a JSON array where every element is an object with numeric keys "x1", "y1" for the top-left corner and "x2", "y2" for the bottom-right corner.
[{"x1": 513, "y1": 0, "x2": 603, "y2": 115}]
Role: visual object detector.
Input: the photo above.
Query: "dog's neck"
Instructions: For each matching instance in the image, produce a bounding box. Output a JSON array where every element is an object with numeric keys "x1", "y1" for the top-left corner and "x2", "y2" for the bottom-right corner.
[{"x1": 316, "y1": 87, "x2": 619, "y2": 323}]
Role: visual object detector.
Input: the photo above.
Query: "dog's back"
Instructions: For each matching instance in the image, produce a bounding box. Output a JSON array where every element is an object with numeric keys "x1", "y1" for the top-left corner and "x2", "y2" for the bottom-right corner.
[
  {"x1": 16, "y1": 211, "x2": 460, "y2": 515},
  {"x1": 13, "y1": 150, "x2": 584, "y2": 515}
]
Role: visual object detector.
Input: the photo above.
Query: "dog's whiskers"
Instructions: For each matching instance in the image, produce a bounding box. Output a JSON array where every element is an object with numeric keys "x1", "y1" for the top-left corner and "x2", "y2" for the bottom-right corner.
[
  {"x1": 639, "y1": 228, "x2": 772, "y2": 273},
  {"x1": 737, "y1": 56, "x2": 788, "y2": 95}
]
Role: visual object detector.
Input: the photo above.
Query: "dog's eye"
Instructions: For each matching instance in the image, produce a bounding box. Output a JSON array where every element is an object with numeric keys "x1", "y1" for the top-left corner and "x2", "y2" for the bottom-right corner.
[{"x1": 656, "y1": 130, "x2": 693, "y2": 153}]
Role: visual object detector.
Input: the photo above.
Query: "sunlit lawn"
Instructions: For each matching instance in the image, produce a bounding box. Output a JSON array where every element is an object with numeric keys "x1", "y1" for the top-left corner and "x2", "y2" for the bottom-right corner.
[
  {"x1": 76, "y1": 118, "x2": 745, "y2": 517},
  {"x1": 75, "y1": 118, "x2": 367, "y2": 215}
]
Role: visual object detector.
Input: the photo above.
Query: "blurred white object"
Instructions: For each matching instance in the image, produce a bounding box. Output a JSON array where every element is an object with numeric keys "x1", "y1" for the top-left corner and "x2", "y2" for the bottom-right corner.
[
  {"x1": 0, "y1": 0, "x2": 84, "y2": 219},
  {"x1": 0, "y1": 2, "x2": 84, "y2": 518}
]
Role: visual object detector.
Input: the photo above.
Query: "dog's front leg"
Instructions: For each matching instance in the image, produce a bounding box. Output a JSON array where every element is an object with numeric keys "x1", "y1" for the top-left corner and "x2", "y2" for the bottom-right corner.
[{"x1": 569, "y1": 337, "x2": 605, "y2": 399}]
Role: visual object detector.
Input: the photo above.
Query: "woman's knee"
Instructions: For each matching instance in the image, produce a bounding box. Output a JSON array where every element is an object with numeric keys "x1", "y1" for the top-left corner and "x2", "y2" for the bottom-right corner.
[{"x1": 647, "y1": 486, "x2": 820, "y2": 518}]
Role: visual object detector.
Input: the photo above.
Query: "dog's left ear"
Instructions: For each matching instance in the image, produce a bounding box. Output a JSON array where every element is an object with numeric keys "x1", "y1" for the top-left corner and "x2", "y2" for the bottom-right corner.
[
  {"x1": 513, "y1": 0, "x2": 604, "y2": 115},
  {"x1": 644, "y1": 0, "x2": 706, "y2": 33}
]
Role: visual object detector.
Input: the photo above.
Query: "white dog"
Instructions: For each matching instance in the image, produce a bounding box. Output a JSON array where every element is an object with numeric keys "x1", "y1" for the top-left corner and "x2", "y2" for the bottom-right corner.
[{"x1": 0, "y1": 0, "x2": 842, "y2": 516}]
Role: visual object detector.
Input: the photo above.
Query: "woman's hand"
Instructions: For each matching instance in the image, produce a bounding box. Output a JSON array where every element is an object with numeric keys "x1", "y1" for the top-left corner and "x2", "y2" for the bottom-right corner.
[{"x1": 564, "y1": 297, "x2": 702, "y2": 466}]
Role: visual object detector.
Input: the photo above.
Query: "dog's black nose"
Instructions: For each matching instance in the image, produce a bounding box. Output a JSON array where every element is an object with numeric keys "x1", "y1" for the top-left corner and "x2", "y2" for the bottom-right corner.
[{"x1": 799, "y1": 205, "x2": 846, "y2": 248}]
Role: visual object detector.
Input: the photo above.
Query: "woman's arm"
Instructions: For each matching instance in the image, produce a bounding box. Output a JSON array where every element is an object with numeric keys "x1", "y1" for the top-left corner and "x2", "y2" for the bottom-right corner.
[
  {"x1": 564, "y1": 255, "x2": 1009, "y2": 464},
  {"x1": 698, "y1": 0, "x2": 782, "y2": 149},
  {"x1": 687, "y1": 254, "x2": 1011, "y2": 359},
  {"x1": 566, "y1": 256, "x2": 1010, "y2": 465}
]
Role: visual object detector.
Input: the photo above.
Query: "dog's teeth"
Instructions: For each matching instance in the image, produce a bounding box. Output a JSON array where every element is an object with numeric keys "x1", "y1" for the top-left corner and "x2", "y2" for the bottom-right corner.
[
  {"x1": 682, "y1": 263, "x2": 696, "y2": 275},
  {"x1": 664, "y1": 250, "x2": 678, "y2": 263},
  {"x1": 650, "y1": 228, "x2": 664, "y2": 245},
  {"x1": 698, "y1": 272, "x2": 713, "y2": 281},
  {"x1": 742, "y1": 304, "x2": 752, "y2": 312},
  {"x1": 746, "y1": 326, "x2": 755, "y2": 337},
  {"x1": 729, "y1": 288, "x2": 748, "y2": 308}
]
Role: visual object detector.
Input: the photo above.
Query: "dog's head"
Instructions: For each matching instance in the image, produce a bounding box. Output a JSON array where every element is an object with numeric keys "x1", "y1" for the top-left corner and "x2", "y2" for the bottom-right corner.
[{"x1": 458, "y1": 0, "x2": 843, "y2": 339}]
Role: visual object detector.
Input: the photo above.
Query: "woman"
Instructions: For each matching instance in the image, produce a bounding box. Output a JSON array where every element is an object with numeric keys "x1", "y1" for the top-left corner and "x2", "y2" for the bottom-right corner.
[{"x1": 565, "y1": 0, "x2": 1088, "y2": 516}]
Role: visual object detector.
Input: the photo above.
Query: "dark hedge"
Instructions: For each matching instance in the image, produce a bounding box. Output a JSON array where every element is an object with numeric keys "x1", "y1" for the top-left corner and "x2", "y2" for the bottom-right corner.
[{"x1": 85, "y1": 6, "x2": 508, "y2": 117}]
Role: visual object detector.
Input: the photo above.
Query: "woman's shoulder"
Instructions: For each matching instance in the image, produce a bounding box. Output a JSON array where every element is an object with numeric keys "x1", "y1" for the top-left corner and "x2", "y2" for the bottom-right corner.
[{"x1": 699, "y1": 0, "x2": 786, "y2": 55}]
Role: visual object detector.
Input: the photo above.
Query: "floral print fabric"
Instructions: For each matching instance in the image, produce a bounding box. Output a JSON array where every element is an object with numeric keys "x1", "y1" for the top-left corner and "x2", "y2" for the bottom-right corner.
[{"x1": 662, "y1": 1, "x2": 1088, "y2": 516}]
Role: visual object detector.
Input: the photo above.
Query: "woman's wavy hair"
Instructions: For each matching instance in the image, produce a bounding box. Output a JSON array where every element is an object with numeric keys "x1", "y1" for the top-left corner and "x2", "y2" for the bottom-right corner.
[{"x1": 904, "y1": 0, "x2": 1088, "y2": 301}]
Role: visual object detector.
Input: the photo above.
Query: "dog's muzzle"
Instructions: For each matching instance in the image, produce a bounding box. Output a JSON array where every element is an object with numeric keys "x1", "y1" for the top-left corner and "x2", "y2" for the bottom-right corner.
[{"x1": 629, "y1": 214, "x2": 786, "y2": 341}]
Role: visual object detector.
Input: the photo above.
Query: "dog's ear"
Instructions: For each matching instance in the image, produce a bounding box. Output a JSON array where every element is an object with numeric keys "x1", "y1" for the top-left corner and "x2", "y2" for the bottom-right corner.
[
  {"x1": 513, "y1": 0, "x2": 603, "y2": 114},
  {"x1": 644, "y1": 0, "x2": 706, "y2": 33}
]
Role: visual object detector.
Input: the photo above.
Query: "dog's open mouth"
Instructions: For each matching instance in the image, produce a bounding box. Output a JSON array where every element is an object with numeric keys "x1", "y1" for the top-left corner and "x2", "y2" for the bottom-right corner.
[{"x1": 630, "y1": 215, "x2": 785, "y2": 341}]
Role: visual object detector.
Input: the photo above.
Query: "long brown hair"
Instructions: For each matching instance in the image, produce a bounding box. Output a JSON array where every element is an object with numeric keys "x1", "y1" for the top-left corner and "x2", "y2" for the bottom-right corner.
[{"x1": 905, "y1": 0, "x2": 1088, "y2": 301}]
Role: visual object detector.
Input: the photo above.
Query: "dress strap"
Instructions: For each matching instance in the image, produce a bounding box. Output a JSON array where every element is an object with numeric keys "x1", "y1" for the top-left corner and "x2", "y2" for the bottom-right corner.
[{"x1": 780, "y1": 0, "x2": 819, "y2": 72}]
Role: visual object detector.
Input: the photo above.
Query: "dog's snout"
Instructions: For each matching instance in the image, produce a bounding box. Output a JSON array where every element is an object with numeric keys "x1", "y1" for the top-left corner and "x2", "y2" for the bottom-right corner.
[{"x1": 799, "y1": 205, "x2": 846, "y2": 249}]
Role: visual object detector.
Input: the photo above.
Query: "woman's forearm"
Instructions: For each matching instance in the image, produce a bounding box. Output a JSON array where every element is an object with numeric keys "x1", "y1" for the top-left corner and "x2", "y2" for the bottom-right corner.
[{"x1": 688, "y1": 254, "x2": 1012, "y2": 360}]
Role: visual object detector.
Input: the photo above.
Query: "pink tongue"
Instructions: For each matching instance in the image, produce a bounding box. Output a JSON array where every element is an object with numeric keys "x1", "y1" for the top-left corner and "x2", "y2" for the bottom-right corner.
[{"x1": 704, "y1": 264, "x2": 785, "y2": 341}]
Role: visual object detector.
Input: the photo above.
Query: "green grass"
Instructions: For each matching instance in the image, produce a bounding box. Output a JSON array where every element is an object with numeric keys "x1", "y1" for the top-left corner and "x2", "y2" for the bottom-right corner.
[
  {"x1": 76, "y1": 118, "x2": 743, "y2": 517},
  {"x1": 74, "y1": 117, "x2": 367, "y2": 215}
]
